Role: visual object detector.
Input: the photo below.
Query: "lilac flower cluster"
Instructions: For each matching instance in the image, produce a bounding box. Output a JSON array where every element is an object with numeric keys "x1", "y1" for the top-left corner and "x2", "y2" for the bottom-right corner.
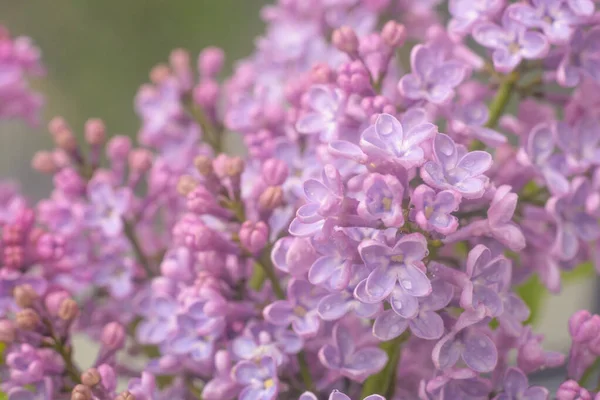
[{"x1": 1, "y1": 0, "x2": 600, "y2": 399}]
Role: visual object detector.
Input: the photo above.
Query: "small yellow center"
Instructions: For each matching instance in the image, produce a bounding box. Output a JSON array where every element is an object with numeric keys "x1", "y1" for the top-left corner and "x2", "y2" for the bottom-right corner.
[
  {"x1": 424, "y1": 205, "x2": 434, "y2": 219},
  {"x1": 382, "y1": 197, "x2": 392, "y2": 211},
  {"x1": 264, "y1": 379, "x2": 275, "y2": 389},
  {"x1": 391, "y1": 255, "x2": 404, "y2": 263},
  {"x1": 508, "y1": 42, "x2": 520, "y2": 54},
  {"x1": 294, "y1": 306, "x2": 307, "y2": 317}
]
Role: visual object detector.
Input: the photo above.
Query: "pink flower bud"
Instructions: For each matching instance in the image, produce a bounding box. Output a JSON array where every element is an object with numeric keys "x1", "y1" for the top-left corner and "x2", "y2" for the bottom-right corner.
[
  {"x1": 381, "y1": 21, "x2": 407, "y2": 48},
  {"x1": 569, "y1": 310, "x2": 600, "y2": 343},
  {"x1": 258, "y1": 186, "x2": 284, "y2": 210},
  {"x1": 186, "y1": 186, "x2": 217, "y2": 214},
  {"x1": 310, "y1": 63, "x2": 334, "y2": 84},
  {"x1": 0, "y1": 319, "x2": 16, "y2": 343},
  {"x1": 193, "y1": 80, "x2": 220, "y2": 108},
  {"x1": 261, "y1": 159, "x2": 289, "y2": 186},
  {"x1": 81, "y1": 368, "x2": 101, "y2": 387},
  {"x1": 16, "y1": 308, "x2": 40, "y2": 331},
  {"x1": 107, "y1": 135, "x2": 132, "y2": 161},
  {"x1": 115, "y1": 391, "x2": 136, "y2": 400},
  {"x1": 58, "y1": 298, "x2": 79, "y2": 321},
  {"x1": 97, "y1": 364, "x2": 117, "y2": 392},
  {"x1": 194, "y1": 155, "x2": 214, "y2": 176},
  {"x1": 71, "y1": 384, "x2": 92, "y2": 400},
  {"x1": 84, "y1": 118, "x2": 106, "y2": 146},
  {"x1": 556, "y1": 380, "x2": 591, "y2": 400},
  {"x1": 149, "y1": 64, "x2": 170, "y2": 84},
  {"x1": 31, "y1": 151, "x2": 57, "y2": 174},
  {"x1": 14, "y1": 284, "x2": 38, "y2": 308},
  {"x1": 36, "y1": 233, "x2": 65, "y2": 261},
  {"x1": 45, "y1": 290, "x2": 70, "y2": 316},
  {"x1": 128, "y1": 148, "x2": 153, "y2": 173},
  {"x1": 198, "y1": 47, "x2": 225, "y2": 77},
  {"x1": 101, "y1": 322, "x2": 125, "y2": 350},
  {"x1": 332, "y1": 26, "x2": 359, "y2": 56},
  {"x1": 213, "y1": 154, "x2": 245, "y2": 178},
  {"x1": 4, "y1": 245, "x2": 24, "y2": 269},
  {"x1": 239, "y1": 220, "x2": 269, "y2": 254}
]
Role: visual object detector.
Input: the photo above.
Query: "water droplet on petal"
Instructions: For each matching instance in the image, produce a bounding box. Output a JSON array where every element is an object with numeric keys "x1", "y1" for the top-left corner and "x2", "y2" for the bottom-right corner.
[{"x1": 402, "y1": 280, "x2": 413, "y2": 290}]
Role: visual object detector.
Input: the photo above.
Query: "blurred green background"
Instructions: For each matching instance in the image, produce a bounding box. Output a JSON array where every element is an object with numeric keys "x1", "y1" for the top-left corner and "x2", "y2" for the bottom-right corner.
[{"x1": 0, "y1": 1, "x2": 268, "y2": 197}]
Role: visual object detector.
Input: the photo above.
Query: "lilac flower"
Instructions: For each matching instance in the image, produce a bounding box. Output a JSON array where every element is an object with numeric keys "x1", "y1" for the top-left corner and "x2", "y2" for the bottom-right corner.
[
  {"x1": 558, "y1": 28, "x2": 600, "y2": 87},
  {"x1": 516, "y1": 327, "x2": 565, "y2": 374},
  {"x1": 450, "y1": 101, "x2": 507, "y2": 147},
  {"x1": 232, "y1": 356, "x2": 279, "y2": 400},
  {"x1": 317, "y1": 264, "x2": 381, "y2": 321},
  {"x1": 232, "y1": 321, "x2": 302, "y2": 366},
  {"x1": 421, "y1": 133, "x2": 493, "y2": 199},
  {"x1": 128, "y1": 372, "x2": 158, "y2": 400},
  {"x1": 357, "y1": 233, "x2": 431, "y2": 303},
  {"x1": 168, "y1": 299, "x2": 225, "y2": 362},
  {"x1": 373, "y1": 279, "x2": 453, "y2": 340},
  {"x1": 547, "y1": 178, "x2": 600, "y2": 260},
  {"x1": 495, "y1": 367, "x2": 549, "y2": 400},
  {"x1": 264, "y1": 279, "x2": 327, "y2": 338},
  {"x1": 358, "y1": 111, "x2": 437, "y2": 168},
  {"x1": 271, "y1": 237, "x2": 317, "y2": 278},
  {"x1": 202, "y1": 350, "x2": 240, "y2": 400},
  {"x1": 507, "y1": 0, "x2": 577, "y2": 44},
  {"x1": 460, "y1": 245, "x2": 511, "y2": 317},
  {"x1": 432, "y1": 308, "x2": 498, "y2": 373},
  {"x1": 323, "y1": 390, "x2": 385, "y2": 400},
  {"x1": 486, "y1": 186, "x2": 526, "y2": 251},
  {"x1": 94, "y1": 256, "x2": 135, "y2": 299},
  {"x1": 296, "y1": 85, "x2": 344, "y2": 141},
  {"x1": 85, "y1": 182, "x2": 131, "y2": 237},
  {"x1": 309, "y1": 230, "x2": 359, "y2": 291},
  {"x1": 424, "y1": 368, "x2": 492, "y2": 400},
  {"x1": 289, "y1": 165, "x2": 344, "y2": 237},
  {"x1": 398, "y1": 45, "x2": 467, "y2": 104},
  {"x1": 412, "y1": 185, "x2": 461, "y2": 235},
  {"x1": 357, "y1": 173, "x2": 405, "y2": 227},
  {"x1": 555, "y1": 117, "x2": 600, "y2": 170},
  {"x1": 319, "y1": 323, "x2": 387, "y2": 381},
  {"x1": 472, "y1": 16, "x2": 549, "y2": 73},
  {"x1": 448, "y1": 0, "x2": 504, "y2": 35},
  {"x1": 135, "y1": 79, "x2": 184, "y2": 146},
  {"x1": 5, "y1": 344, "x2": 46, "y2": 385},
  {"x1": 136, "y1": 295, "x2": 177, "y2": 345}
]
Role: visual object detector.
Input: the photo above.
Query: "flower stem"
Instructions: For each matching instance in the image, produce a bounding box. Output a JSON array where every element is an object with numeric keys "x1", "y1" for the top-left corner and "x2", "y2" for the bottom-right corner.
[
  {"x1": 253, "y1": 249, "x2": 285, "y2": 300},
  {"x1": 123, "y1": 218, "x2": 154, "y2": 278},
  {"x1": 43, "y1": 318, "x2": 81, "y2": 386},
  {"x1": 579, "y1": 357, "x2": 600, "y2": 388},
  {"x1": 297, "y1": 350, "x2": 315, "y2": 393},
  {"x1": 470, "y1": 70, "x2": 519, "y2": 151},
  {"x1": 361, "y1": 332, "x2": 410, "y2": 398},
  {"x1": 183, "y1": 95, "x2": 223, "y2": 154}
]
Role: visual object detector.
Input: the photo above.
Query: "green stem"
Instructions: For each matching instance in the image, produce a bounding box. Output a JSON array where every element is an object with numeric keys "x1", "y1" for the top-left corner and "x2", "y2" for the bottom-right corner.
[
  {"x1": 470, "y1": 70, "x2": 519, "y2": 151},
  {"x1": 43, "y1": 319, "x2": 81, "y2": 385},
  {"x1": 580, "y1": 358, "x2": 600, "y2": 388},
  {"x1": 254, "y1": 250, "x2": 285, "y2": 300},
  {"x1": 183, "y1": 95, "x2": 223, "y2": 153},
  {"x1": 297, "y1": 350, "x2": 315, "y2": 393},
  {"x1": 123, "y1": 219, "x2": 154, "y2": 278},
  {"x1": 361, "y1": 332, "x2": 410, "y2": 398}
]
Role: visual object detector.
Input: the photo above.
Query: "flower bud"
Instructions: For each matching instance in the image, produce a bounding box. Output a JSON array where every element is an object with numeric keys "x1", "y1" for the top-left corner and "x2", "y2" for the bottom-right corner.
[
  {"x1": 128, "y1": 148, "x2": 153, "y2": 173},
  {"x1": 556, "y1": 380, "x2": 591, "y2": 400},
  {"x1": 32, "y1": 151, "x2": 57, "y2": 174},
  {"x1": 261, "y1": 159, "x2": 288, "y2": 186},
  {"x1": 97, "y1": 364, "x2": 117, "y2": 392},
  {"x1": 107, "y1": 136, "x2": 132, "y2": 161},
  {"x1": 332, "y1": 26, "x2": 359, "y2": 56},
  {"x1": 193, "y1": 80, "x2": 220, "y2": 108},
  {"x1": 101, "y1": 322, "x2": 126, "y2": 350},
  {"x1": 194, "y1": 155, "x2": 214, "y2": 176},
  {"x1": 71, "y1": 384, "x2": 92, "y2": 400},
  {"x1": 58, "y1": 298, "x2": 79, "y2": 321},
  {"x1": 149, "y1": 64, "x2": 170, "y2": 84},
  {"x1": 16, "y1": 308, "x2": 40, "y2": 331},
  {"x1": 198, "y1": 47, "x2": 225, "y2": 77},
  {"x1": 45, "y1": 290, "x2": 70, "y2": 316},
  {"x1": 81, "y1": 368, "x2": 101, "y2": 387},
  {"x1": 239, "y1": 221, "x2": 269, "y2": 254},
  {"x1": 258, "y1": 186, "x2": 284, "y2": 210},
  {"x1": 84, "y1": 118, "x2": 106, "y2": 146},
  {"x1": 3, "y1": 245, "x2": 24, "y2": 269},
  {"x1": 52, "y1": 128, "x2": 77, "y2": 152},
  {"x1": 36, "y1": 233, "x2": 65, "y2": 261},
  {"x1": 14, "y1": 284, "x2": 38, "y2": 308},
  {"x1": 115, "y1": 391, "x2": 136, "y2": 400},
  {"x1": 0, "y1": 319, "x2": 16, "y2": 343},
  {"x1": 177, "y1": 175, "x2": 198, "y2": 196},
  {"x1": 381, "y1": 21, "x2": 407, "y2": 48},
  {"x1": 213, "y1": 154, "x2": 245, "y2": 179},
  {"x1": 310, "y1": 63, "x2": 334, "y2": 84},
  {"x1": 569, "y1": 310, "x2": 600, "y2": 343}
]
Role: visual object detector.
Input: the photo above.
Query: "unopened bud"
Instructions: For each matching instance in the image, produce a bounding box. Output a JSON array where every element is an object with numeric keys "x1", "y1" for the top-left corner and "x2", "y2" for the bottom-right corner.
[
  {"x1": 107, "y1": 136, "x2": 132, "y2": 161},
  {"x1": 101, "y1": 322, "x2": 126, "y2": 350},
  {"x1": 16, "y1": 308, "x2": 40, "y2": 331},
  {"x1": 194, "y1": 155, "x2": 214, "y2": 176},
  {"x1": 128, "y1": 148, "x2": 153, "y2": 173},
  {"x1": 381, "y1": 21, "x2": 407, "y2": 48},
  {"x1": 258, "y1": 186, "x2": 284, "y2": 210},
  {"x1": 58, "y1": 298, "x2": 79, "y2": 321},
  {"x1": 198, "y1": 47, "x2": 225, "y2": 77},
  {"x1": 213, "y1": 154, "x2": 244, "y2": 178},
  {"x1": 81, "y1": 368, "x2": 101, "y2": 387},
  {"x1": 239, "y1": 221, "x2": 269, "y2": 254},
  {"x1": 0, "y1": 319, "x2": 16, "y2": 343},
  {"x1": 32, "y1": 151, "x2": 57, "y2": 174},
  {"x1": 84, "y1": 118, "x2": 106, "y2": 146},
  {"x1": 54, "y1": 129, "x2": 78, "y2": 152},
  {"x1": 177, "y1": 175, "x2": 198, "y2": 196},
  {"x1": 14, "y1": 284, "x2": 38, "y2": 308},
  {"x1": 115, "y1": 391, "x2": 136, "y2": 400},
  {"x1": 150, "y1": 64, "x2": 170, "y2": 84},
  {"x1": 45, "y1": 290, "x2": 70, "y2": 316},
  {"x1": 261, "y1": 158, "x2": 289, "y2": 186},
  {"x1": 71, "y1": 384, "x2": 92, "y2": 400},
  {"x1": 332, "y1": 26, "x2": 359, "y2": 56}
]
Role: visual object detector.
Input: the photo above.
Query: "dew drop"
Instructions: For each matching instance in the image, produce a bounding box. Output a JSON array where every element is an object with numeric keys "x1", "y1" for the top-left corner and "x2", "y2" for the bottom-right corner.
[{"x1": 402, "y1": 280, "x2": 413, "y2": 290}]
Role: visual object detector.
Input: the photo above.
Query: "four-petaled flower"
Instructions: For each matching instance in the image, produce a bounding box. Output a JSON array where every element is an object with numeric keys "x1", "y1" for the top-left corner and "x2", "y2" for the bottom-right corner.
[
  {"x1": 296, "y1": 85, "x2": 344, "y2": 141},
  {"x1": 232, "y1": 356, "x2": 279, "y2": 400},
  {"x1": 85, "y1": 182, "x2": 131, "y2": 237},
  {"x1": 494, "y1": 367, "x2": 549, "y2": 400},
  {"x1": 357, "y1": 173, "x2": 405, "y2": 227},
  {"x1": 412, "y1": 185, "x2": 461, "y2": 235},
  {"x1": 421, "y1": 133, "x2": 492, "y2": 199}
]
